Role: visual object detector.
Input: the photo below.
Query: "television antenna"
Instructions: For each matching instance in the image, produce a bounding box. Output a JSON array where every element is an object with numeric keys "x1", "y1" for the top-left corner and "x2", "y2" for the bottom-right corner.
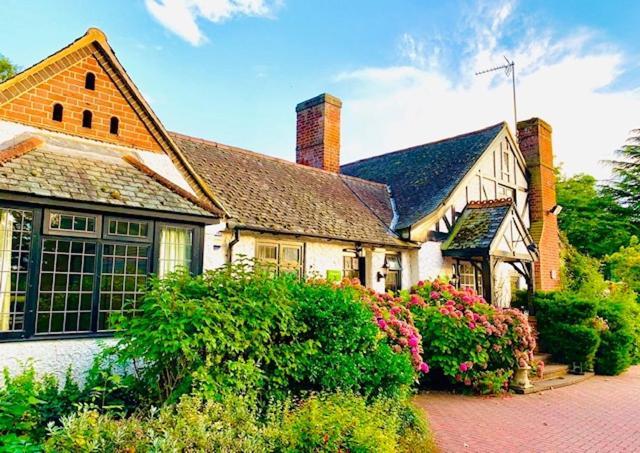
[{"x1": 475, "y1": 56, "x2": 517, "y2": 133}]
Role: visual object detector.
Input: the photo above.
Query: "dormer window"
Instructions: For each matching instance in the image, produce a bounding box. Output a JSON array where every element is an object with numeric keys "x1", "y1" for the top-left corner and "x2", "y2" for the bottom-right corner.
[
  {"x1": 52, "y1": 103, "x2": 63, "y2": 122},
  {"x1": 109, "y1": 117, "x2": 119, "y2": 135},
  {"x1": 85, "y1": 72, "x2": 96, "y2": 90},
  {"x1": 82, "y1": 110, "x2": 92, "y2": 128}
]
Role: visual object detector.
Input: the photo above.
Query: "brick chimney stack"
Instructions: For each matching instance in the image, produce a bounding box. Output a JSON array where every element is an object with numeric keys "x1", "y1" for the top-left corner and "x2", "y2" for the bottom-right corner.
[
  {"x1": 296, "y1": 93, "x2": 342, "y2": 173},
  {"x1": 517, "y1": 117, "x2": 561, "y2": 291}
]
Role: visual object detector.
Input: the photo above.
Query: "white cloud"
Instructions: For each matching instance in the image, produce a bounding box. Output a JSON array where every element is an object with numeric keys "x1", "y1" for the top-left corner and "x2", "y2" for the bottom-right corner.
[
  {"x1": 145, "y1": 0, "x2": 279, "y2": 45},
  {"x1": 337, "y1": 1, "x2": 640, "y2": 180}
]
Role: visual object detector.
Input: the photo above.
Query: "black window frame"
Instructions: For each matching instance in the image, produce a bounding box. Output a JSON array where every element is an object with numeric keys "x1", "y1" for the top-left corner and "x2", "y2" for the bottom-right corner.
[{"x1": 0, "y1": 203, "x2": 204, "y2": 342}]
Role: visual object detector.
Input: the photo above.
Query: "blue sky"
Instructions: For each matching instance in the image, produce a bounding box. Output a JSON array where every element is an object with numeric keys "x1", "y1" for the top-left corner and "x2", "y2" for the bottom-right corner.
[{"x1": 1, "y1": 0, "x2": 639, "y2": 178}]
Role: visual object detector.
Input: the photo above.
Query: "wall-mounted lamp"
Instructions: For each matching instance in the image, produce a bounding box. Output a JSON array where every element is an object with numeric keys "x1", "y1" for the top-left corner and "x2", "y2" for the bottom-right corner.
[
  {"x1": 377, "y1": 260, "x2": 389, "y2": 282},
  {"x1": 550, "y1": 205, "x2": 563, "y2": 216}
]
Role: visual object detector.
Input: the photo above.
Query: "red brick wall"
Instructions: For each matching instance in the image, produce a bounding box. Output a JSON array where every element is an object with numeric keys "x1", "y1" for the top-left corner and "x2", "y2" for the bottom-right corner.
[
  {"x1": 517, "y1": 118, "x2": 561, "y2": 291},
  {"x1": 0, "y1": 54, "x2": 163, "y2": 153},
  {"x1": 296, "y1": 93, "x2": 341, "y2": 173}
]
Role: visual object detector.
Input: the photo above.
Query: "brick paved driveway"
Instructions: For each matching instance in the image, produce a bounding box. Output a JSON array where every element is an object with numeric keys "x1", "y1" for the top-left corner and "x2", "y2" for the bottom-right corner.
[{"x1": 414, "y1": 366, "x2": 640, "y2": 452}]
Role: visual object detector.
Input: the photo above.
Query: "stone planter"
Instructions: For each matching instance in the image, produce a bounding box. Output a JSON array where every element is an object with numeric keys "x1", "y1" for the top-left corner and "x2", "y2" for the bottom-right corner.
[{"x1": 512, "y1": 365, "x2": 533, "y2": 391}]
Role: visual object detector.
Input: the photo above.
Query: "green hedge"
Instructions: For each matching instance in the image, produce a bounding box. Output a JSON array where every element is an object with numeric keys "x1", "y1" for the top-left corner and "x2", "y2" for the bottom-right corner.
[
  {"x1": 595, "y1": 301, "x2": 638, "y2": 375},
  {"x1": 534, "y1": 291, "x2": 639, "y2": 374}
]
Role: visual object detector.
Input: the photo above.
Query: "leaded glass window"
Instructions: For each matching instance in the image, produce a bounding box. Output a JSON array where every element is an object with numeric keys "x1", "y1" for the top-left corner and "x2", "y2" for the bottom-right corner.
[
  {"x1": 37, "y1": 239, "x2": 95, "y2": 334},
  {"x1": 106, "y1": 219, "x2": 150, "y2": 240},
  {"x1": 46, "y1": 210, "x2": 99, "y2": 237},
  {"x1": 0, "y1": 209, "x2": 32, "y2": 332},
  {"x1": 99, "y1": 243, "x2": 149, "y2": 331}
]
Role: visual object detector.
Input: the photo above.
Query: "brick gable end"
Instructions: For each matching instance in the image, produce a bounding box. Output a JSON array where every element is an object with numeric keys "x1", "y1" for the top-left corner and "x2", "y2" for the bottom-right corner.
[{"x1": 0, "y1": 49, "x2": 163, "y2": 153}]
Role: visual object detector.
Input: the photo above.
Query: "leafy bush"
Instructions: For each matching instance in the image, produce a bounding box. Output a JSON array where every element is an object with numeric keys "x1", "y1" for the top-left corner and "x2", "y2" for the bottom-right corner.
[
  {"x1": 288, "y1": 280, "x2": 420, "y2": 398},
  {"x1": 276, "y1": 393, "x2": 434, "y2": 453},
  {"x1": 100, "y1": 263, "x2": 423, "y2": 405},
  {"x1": 409, "y1": 280, "x2": 536, "y2": 394},
  {"x1": 45, "y1": 393, "x2": 435, "y2": 453},
  {"x1": 0, "y1": 365, "x2": 81, "y2": 450},
  {"x1": 534, "y1": 291, "x2": 640, "y2": 374},
  {"x1": 534, "y1": 293, "x2": 601, "y2": 369},
  {"x1": 103, "y1": 264, "x2": 311, "y2": 404},
  {"x1": 595, "y1": 300, "x2": 639, "y2": 375}
]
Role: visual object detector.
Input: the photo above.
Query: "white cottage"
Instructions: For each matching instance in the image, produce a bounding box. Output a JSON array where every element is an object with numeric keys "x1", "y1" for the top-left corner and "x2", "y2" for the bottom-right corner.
[{"x1": 0, "y1": 29, "x2": 561, "y2": 379}]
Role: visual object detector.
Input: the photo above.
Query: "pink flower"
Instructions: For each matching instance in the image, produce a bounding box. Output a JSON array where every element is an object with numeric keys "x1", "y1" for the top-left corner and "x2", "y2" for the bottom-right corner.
[
  {"x1": 420, "y1": 362, "x2": 430, "y2": 373},
  {"x1": 468, "y1": 321, "x2": 476, "y2": 330},
  {"x1": 408, "y1": 336, "x2": 419, "y2": 347},
  {"x1": 430, "y1": 291, "x2": 441, "y2": 300},
  {"x1": 459, "y1": 362, "x2": 469, "y2": 372},
  {"x1": 417, "y1": 281, "x2": 425, "y2": 287},
  {"x1": 464, "y1": 378, "x2": 472, "y2": 386},
  {"x1": 377, "y1": 318, "x2": 387, "y2": 330},
  {"x1": 439, "y1": 307, "x2": 449, "y2": 315}
]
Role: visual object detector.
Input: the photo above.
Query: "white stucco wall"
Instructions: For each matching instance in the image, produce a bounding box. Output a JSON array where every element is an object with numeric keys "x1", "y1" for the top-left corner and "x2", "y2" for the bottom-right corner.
[
  {"x1": 416, "y1": 241, "x2": 446, "y2": 281},
  {"x1": 305, "y1": 241, "x2": 347, "y2": 279},
  {"x1": 0, "y1": 338, "x2": 116, "y2": 385}
]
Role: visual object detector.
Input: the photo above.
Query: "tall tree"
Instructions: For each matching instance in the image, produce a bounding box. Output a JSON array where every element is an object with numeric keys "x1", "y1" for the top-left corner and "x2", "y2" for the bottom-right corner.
[
  {"x1": 0, "y1": 54, "x2": 17, "y2": 82},
  {"x1": 557, "y1": 173, "x2": 639, "y2": 258},
  {"x1": 607, "y1": 129, "x2": 640, "y2": 219}
]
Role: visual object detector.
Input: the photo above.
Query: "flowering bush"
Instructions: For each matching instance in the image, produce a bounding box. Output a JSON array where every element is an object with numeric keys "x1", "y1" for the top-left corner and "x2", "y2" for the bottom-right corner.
[
  {"x1": 338, "y1": 280, "x2": 429, "y2": 374},
  {"x1": 407, "y1": 279, "x2": 536, "y2": 394},
  {"x1": 97, "y1": 263, "x2": 422, "y2": 405}
]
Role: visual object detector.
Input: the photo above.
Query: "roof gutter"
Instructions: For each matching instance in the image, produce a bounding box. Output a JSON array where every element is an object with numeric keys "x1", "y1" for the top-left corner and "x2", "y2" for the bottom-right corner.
[{"x1": 226, "y1": 222, "x2": 420, "y2": 249}]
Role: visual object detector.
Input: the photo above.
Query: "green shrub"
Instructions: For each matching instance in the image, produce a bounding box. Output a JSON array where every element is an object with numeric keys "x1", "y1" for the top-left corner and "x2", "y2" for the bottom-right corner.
[
  {"x1": 45, "y1": 393, "x2": 435, "y2": 453},
  {"x1": 410, "y1": 280, "x2": 536, "y2": 394},
  {"x1": 533, "y1": 291, "x2": 640, "y2": 373},
  {"x1": 534, "y1": 293, "x2": 601, "y2": 369},
  {"x1": 100, "y1": 263, "x2": 420, "y2": 405},
  {"x1": 45, "y1": 394, "x2": 271, "y2": 452},
  {"x1": 0, "y1": 365, "x2": 81, "y2": 450},
  {"x1": 541, "y1": 323, "x2": 600, "y2": 367},
  {"x1": 289, "y1": 281, "x2": 417, "y2": 398},
  {"x1": 535, "y1": 293, "x2": 597, "y2": 326},
  {"x1": 276, "y1": 393, "x2": 433, "y2": 453},
  {"x1": 595, "y1": 301, "x2": 638, "y2": 375}
]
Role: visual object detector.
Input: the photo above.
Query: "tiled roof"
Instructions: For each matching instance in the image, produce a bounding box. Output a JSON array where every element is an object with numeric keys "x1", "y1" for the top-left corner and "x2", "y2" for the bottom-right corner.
[
  {"x1": 442, "y1": 199, "x2": 512, "y2": 253},
  {"x1": 341, "y1": 122, "x2": 505, "y2": 229},
  {"x1": 0, "y1": 28, "x2": 221, "y2": 207},
  {"x1": 0, "y1": 134, "x2": 217, "y2": 218},
  {"x1": 172, "y1": 133, "x2": 410, "y2": 247}
]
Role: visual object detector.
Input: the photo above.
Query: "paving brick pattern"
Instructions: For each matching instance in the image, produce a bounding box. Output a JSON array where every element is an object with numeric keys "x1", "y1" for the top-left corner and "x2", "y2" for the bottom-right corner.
[{"x1": 414, "y1": 366, "x2": 640, "y2": 452}]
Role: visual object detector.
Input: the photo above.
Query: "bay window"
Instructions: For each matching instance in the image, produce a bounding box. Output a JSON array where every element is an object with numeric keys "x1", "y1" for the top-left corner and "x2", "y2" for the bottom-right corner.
[{"x1": 0, "y1": 205, "x2": 203, "y2": 340}]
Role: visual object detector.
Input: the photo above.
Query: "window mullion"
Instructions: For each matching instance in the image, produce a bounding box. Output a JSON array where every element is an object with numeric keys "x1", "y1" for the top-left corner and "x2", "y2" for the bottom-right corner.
[
  {"x1": 24, "y1": 209, "x2": 43, "y2": 338},
  {"x1": 90, "y1": 240, "x2": 103, "y2": 333}
]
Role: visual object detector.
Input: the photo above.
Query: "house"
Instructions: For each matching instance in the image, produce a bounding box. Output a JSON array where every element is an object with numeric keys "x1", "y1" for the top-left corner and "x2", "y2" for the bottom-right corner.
[
  {"x1": 0, "y1": 29, "x2": 561, "y2": 380},
  {"x1": 178, "y1": 93, "x2": 561, "y2": 307},
  {"x1": 0, "y1": 29, "x2": 224, "y2": 379}
]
